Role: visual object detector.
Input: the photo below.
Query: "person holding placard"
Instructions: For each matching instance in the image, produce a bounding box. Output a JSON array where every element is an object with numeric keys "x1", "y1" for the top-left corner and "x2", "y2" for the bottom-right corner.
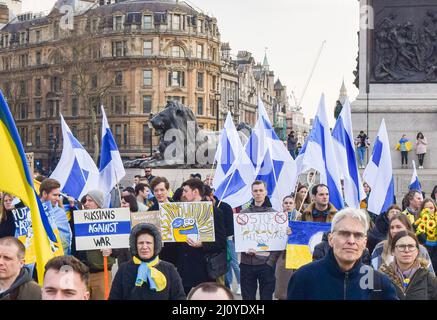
[
  {"x1": 109, "y1": 223, "x2": 186, "y2": 300},
  {"x1": 240, "y1": 180, "x2": 281, "y2": 301},
  {"x1": 74, "y1": 190, "x2": 116, "y2": 300},
  {"x1": 172, "y1": 179, "x2": 226, "y2": 295}
]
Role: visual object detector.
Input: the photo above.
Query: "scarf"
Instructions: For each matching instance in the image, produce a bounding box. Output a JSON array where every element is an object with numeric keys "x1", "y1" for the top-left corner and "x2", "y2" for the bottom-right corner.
[
  {"x1": 392, "y1": 260, "x2": 419, "y2": 290},
  {"x1": 133, "y1": 256, "x2": 167, "y2": 292}
]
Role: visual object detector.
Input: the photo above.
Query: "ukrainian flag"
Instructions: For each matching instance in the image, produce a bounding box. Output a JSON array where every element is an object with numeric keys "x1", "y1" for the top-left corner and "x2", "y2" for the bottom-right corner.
[
  {"x1": 0, "y1": 91, "x2": 63, "y2": 283},
  {"x1": 286, "y1": 221, "x2": 331, "y2": 269}
]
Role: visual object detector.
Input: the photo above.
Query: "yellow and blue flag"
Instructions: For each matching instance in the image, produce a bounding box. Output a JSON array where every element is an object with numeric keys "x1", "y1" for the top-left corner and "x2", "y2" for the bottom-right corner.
[
  {"x1": 0, "y1": 91, "x2": 63, "y2": 284},
  {"x1": 286, "y1": 221, "x2": 331, "y2": 269}
]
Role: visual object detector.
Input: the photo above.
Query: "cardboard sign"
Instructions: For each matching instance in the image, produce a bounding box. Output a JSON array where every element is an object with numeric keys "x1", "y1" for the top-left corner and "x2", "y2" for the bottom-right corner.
[
  {"x1": 234, "y1": 211, "x2": 288, "y2": 253},
  {"x1": 73, "y1": 208, "x2": 131, "y2": 250},
  {"x1": 159, "y1": 202, "x2": 215, "y2": 243},
  {"x1": 131, "y1": 211, "x2": 161, "y2": 229},
  {"x1": 12, "y1": 207, "x2": 36, "y2": 265}
]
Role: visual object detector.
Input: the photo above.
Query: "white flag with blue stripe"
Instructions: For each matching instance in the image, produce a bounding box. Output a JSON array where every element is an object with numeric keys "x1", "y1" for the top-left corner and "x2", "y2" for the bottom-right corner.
[
  {"x1": 363, "y1": 119, "x2": 395, "y2": 215},
  {"x1": 295, "y1": 94, "x2": 344, "y2": 210},
  {"x1": 99, "y1": 105, "x2": 126, "y2": 205},
  {"x1": 409, "y1": 160, "x2": 422, "y2": 192},
  {"x1": 253, "y1": 98, "x2": 297, "y2": 211},
  {"x1": 213, "y1": 112, "x2": 242, "y2": 191},
  {"x1": 50, "y1": 115, "x2": 99, "y2": 200},
  {"x1": 331, "y1": 98, "x2": 366, "y2": 208}
]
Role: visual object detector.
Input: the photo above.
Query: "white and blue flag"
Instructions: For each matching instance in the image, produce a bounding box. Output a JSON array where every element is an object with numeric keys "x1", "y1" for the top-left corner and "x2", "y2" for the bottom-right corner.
[
  {"x1": 51, "y1": 115, "x2": 99, "y2": 200},
  {"x1": 332, "y1": 98, "x2": 366, "y2": 208},
  {"x1": 295, "y1": 94, "x2": 344, "y2": 210},
  {"x1": 213, "y1": 112, "x2": 243, "y2": 191},
  {"x1": 409, "y1": 160, "x2": 422, "y2": 192},
  {"x1": 363, "y1": 119, "x2": 395, "y2": 215},
  {"x1": 99, "y1": 105, "x2": 126, "y2": 206}
]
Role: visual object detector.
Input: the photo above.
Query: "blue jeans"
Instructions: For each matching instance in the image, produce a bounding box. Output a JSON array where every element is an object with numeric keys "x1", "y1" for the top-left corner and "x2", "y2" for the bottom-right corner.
[
  {"x1": 357, "y1": 146, "x2": 366, "y2": 166},
  {"x1": 225, "y1": 239, "x2": 240, "y2": 287}
]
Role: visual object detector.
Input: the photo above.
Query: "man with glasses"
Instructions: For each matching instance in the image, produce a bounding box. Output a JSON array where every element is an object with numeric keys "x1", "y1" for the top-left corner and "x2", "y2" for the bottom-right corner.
[{"x1": 287, "y1": 208, "x2": 398, "y2": 300}]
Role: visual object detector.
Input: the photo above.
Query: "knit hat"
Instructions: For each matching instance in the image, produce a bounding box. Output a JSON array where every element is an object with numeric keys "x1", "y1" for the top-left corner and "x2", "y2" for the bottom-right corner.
[
  {"x1": 130, "y1": 223, "x2": 162, "y2": 262},
  {"x1": 86, "y1": 190, "x2": 104, "y2": 209}
]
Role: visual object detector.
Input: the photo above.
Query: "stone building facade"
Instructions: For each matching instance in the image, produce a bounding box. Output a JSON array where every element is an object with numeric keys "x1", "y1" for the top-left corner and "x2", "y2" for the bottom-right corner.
[{"x1": 0, "y1": 0, "x2": 221, "y2": 169}]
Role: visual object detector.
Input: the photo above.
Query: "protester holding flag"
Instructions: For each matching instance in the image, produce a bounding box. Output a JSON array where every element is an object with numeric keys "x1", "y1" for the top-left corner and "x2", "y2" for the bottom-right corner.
[
  {"x1": 0, "y1": 237, "x2": 41, "y2": 300},
  {"x1": 0, "y1": 193, "x2": 15, "y2": 238},
  {"x1": 74, "y1": 190, "x2": 116, "y2": 300},
  {"x1": 395, "y1": 134, "x2": 412, "y2": 169},
  {"x1": 379, "y1": 231, "x2": 437, "y2": 300},
  {"x1": 302, "y1": 184, "x2": 338, "y2": 223},
  {"x1": 415, "y1": 132, "x2": 427, "y2": 169},
  {"x1": 371, "y1": 213, "x2": 433, "y2": 272},
  {"x1": 240, "y1": 181, "x2": 281, "y2": 300},
  {"x1": 287, "y1": 208, "x2": 398, "y2": 300},
  {"x1": 39, "y1": 179, "x2": 72, "y2": 255}
]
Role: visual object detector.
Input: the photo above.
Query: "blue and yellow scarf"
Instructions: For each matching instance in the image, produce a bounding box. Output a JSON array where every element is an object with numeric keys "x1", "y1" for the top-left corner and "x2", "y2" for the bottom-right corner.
[{"x1": 133, "y1": 256, "x2": 167, "y2": 291}]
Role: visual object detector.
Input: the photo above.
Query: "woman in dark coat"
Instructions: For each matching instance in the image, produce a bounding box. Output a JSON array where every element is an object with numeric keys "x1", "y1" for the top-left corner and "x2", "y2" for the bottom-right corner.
[
  {"x1": 0, "y1": 193, "x2": 16, "y2": 238},
  {"x1": 109, "y1": 223, "x2": 186, "y2": 300}
]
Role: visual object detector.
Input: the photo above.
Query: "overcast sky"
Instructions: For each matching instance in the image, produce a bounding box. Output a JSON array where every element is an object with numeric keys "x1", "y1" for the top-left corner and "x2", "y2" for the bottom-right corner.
[{"x1": 22, "y1": 0, "x2": 360, "y2": 125}]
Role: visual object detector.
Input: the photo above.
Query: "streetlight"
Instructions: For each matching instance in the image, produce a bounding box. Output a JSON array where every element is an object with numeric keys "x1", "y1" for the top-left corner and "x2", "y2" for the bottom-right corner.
[
  {"x1": 215, "y1": 93, "x2": 221, "y2": 130},
  {"x1": 147, "y1": 113, "x2": 154, "y2": 157}
]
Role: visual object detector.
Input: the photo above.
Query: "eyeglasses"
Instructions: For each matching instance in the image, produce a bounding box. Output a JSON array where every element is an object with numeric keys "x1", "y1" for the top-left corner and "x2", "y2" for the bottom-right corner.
[
  {"x1": 395, "y1": 244, "x2": 417, "y2": 252},
  {"x1": 334, "y1": 230, "x2": 366, "y2": 241}
]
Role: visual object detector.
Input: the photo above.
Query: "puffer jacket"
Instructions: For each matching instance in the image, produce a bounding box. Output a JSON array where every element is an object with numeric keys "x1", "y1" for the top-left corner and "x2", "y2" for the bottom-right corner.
[{"x1": 380, "y1": 261, "x2": 437, "y2": 300}]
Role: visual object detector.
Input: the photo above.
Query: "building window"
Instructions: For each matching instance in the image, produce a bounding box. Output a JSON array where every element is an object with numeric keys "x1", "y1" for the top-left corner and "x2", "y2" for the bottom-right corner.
[
  {"x1": 143, "y1": 15, "x2": 153, "y2": 29},
  {"x1": 115, "y1": 71, "x2": 123, "y2": 86},
  {"x1": 51, "y1": 77, "x2": 61, "y2": 92},
  {"x1": 35, "y1": 51, "x2": 41, "y2": 65},
  {"x1": 19, "y1": 81, "x2": 27, "y2": 96},
  {"x1": 20, "y1": 103, "x2": 28, "y2": 119},
  {"x1": 91, "y1": 74, "x2": 98, "y2": 89},
  {"x1": 143, "y1": 70, "x2": 152, "y2": 86},
  {"x1": 111, "y1": 96, "x2": 127, "y2": 114},
  {"x1": 2, "y1": 56, "x2": 10, "y2": 70},
  {"x1": 113, "y1": 16, "x2": 124, "y2": 31},
  {"x1": 172, "y1": 14, "x2": 181, "y2": 30},
  {"x1": 171, "y1": 46, "x2": 185, "y2": 58},
  {"x1": 3, "y1": 34, "x2": 9, "y2": 48},
  {"x1": 143, "y1": 40, "x2": 152, "y2": 56},
  {"x1": 168, "y1": 71, "x2": 185, "y2": 87},
  {"x1": 19, "y1": 31, "x2": 27, "y2": 45},
  {"x1": 123, "y1": 124, "x2": 128, "y2": 147},
  {"x1": 197, "y1": 20, "x2": 203, "y2": 33},
  {"x1": 35, "y1": 30, "x2": 41, "y2": 43},
  {"x1": 196, "y1": 44, "x2": 203, "y2": 59},
  {"x1": 197, "y1": 97, "x2": 203, "y2": 115},
  {"x1": 19, "y1": 54, "x2": 28, "y2": 68},
  {"x1": 35, "y1": 101, "x2": 41, "y2": 119},
  {"x1": 72, "y1": 97, "x2": 78, "y2": 116},
  {"x1": 35, "y1": 79, "x2": 41, "y2": 96},
  {"x1": 53, "y1": 21, "x2": 59, "y2": 40},
  {"x1": 115, "y1": 124, "x2": 122, "y2": 146},
  {"x1": 197, "y1": 72, "x2": 204, "y2": 89},
  {"x1": 143, "y1": 124, "x2": 151, "y2": 147},
  {"x1": 112, "y1": 41, "x2": 127, "y2": 57},
  {"x1": 35, "y1": 127, "x2": 41, "y2": 146},
  {"x1": 91, "y1": 19, "x2": 99, "y2": 32},
  {"x1": 166, "y1": 96, "x2": 185, "y2": 104},
  {"x1": 143, "y1": 95, "x2": 152, "y2": 113},
  {"x1": 48, "y1": 100, "x2": 60, "y2": 118}
]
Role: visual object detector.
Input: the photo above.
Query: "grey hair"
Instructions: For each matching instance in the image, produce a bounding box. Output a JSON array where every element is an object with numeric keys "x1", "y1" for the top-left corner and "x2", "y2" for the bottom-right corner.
[{"x1": 331, "y1": 208, "x2": 369, "y2": 233}]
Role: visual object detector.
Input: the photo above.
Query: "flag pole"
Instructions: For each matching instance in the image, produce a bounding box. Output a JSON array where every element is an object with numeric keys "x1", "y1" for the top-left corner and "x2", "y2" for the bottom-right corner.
[{"x1": 103, "y1": 255, "x2": 109, "y2": 300}]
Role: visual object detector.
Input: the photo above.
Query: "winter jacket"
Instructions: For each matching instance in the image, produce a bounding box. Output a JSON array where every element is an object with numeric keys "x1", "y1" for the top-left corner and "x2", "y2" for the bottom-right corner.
[
  {"x1": 380, "y1": 261, "x2": 437, "y2": 300},
  {"x1": 214, "y1": 197, "x2": 234, "y2": 238},
  {"x1": 287, "y1": 249, "x2": 398, "y2": 300},
  {"x1": 109, "y1": 223, "x2": 186, "y2": 300},
  {"x1": 240, "y1": 203, "x2": 281, "y2": 267},
  {"x1": 0, "y1": 210, "x2": 15, "y2": 238},
  {"x1": 367, "y1": 212, "x2": 390, "y2": 254},
  {"x1": 287, "y1": 135, "x2": 298, "y2": 151},
  {"x1": 415, "y1": 137, "x2": 427, "y2": 155},
  {"x1": 371, "y1": 241, "x2": 434, "y2": 274},
  {"x1": 313, "y1": 232, "x2": 371, "y2": 265},
  {"x1": 0, "y1": 268, "x2": 41, "y2": 300},
  {"x1": 302, "y1": 202, "x2": 338, "y2": 223}
]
